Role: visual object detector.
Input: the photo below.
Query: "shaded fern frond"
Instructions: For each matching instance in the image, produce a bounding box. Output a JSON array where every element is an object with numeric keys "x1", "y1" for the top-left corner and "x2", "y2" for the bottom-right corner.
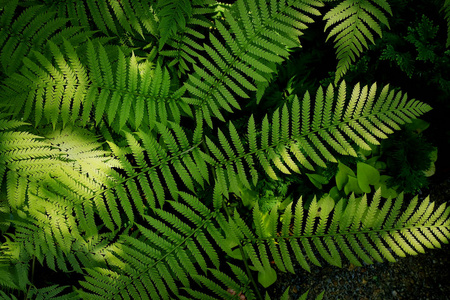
[
  {"x1": 27, "y1": 285, "x2": 79, "y2": 300},
  {"x1": 106, "y1": 122, "x2": 209, "y2": 218},
  {"x1": 6, "y1": 214, "x2": 114, "y2": 274},
  {"x1": 203, "y1": 81, "x2": 431, "y2": 196},
  {"x1": 228, "y1": 189, "x2": 450, "y2": 275},
  {"x1": 323, "y1": 0, "x2": 392, "y2": 82},
  {"x1": 38, "y1": 0, "x2": 157, "y2": 38},
  {"x1": 159, "y1": 0, "x2": 216, "y2": 76},
  {"x1": 78, "y1": 192, "x2": 226, "y2": 299},
  {"x1": 0, "y1": 39, "x2": 188, "y2": 130},
  {"x1": 0, "y1": 0, "x2": 93, "y2": 75},
  {"x1": 157, "y1": 0, "x2": 193, "y2": 50},
  {"x1": 187, "y1": 264, "x2": 256, "y2": 300},
  {"x1": 443, "y1": 0, "x2": 450, "y2": 47},
  {"x1": 183, "y1": 0, "x2": 323, "y2": 127}
]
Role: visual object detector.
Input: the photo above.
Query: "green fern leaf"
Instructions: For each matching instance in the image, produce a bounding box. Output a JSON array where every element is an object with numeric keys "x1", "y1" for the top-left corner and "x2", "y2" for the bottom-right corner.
[
  {"x1": 157, "y1": 0, "x2": 193, "y2": 50},
  {"x1": 1, "y1": 39, "x2": 185, "y2": 130},
  {"x1": 159, "y1": 0, "x2": 216, "y2": 75},
  {"x1": 39, "y1": 0, "x2": 154, "y2": 38},
  {"x1": 443, "y1": 0, "x2": 450, "y2": 47},
  {"x1": 323, "y1": 0, "x2": 392, "y2": 82},
  {"x1": 78, "y1": 193, "x2": 227, "y2": 299},
  {"x1": 183, "y1": 0, "x2": 323, "y2": 127},
  {"x1": 201, "y1": 81, "x2": 431, "y2": 196},
  {"x1": 0, "y1": 1, "x2": 94, "y2": 75},
  {"x1": 227, "y1": 190, "x2": 450, "y2": 281}
]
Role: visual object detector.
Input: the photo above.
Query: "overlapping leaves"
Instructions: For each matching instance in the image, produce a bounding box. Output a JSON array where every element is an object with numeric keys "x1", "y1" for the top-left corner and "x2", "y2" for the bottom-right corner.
[
  {"x1": 0, "y1": 39, "x2": 186, "y2": 130},
  {"x1": 182, "y1": 0, "x2": 323, "y2": 127},
  {"x1": 203, "y1": 81, "x2": 432, "y2": 197}
]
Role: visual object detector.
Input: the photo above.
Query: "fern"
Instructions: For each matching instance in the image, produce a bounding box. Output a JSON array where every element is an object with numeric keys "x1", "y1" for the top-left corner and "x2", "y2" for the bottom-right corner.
[
  {"x1": 31, "y1": 0, "x2": 156, "y2": 38},
  {"x1": 0, "y1": 1, "x2": 449, "y2": 299},
  {"x1": 159, "y1": 0, "x2": 217, "y2": 76},
  {"x1": 183, "y1": 0, "x2": 323, "y2": 127},
  {"x1": 78, "y1": 189, "x2": 450, "y2": 299},
  {"x1": 443, "y1": 0, "x2": 450, "y2": 47},
  {"x1": 0, "y1": 39, "x2": 187, "y2": 130},
  {"x1": 157, "y1": 0, "x2": 194, "y2": 50},
  {"x1": 188, "y1": 190, "x2": 449, "y2": 298},
  {"x1": 0, "y1": 0, "x2": 93, "y2": 76},
  {"x1": 323, "y1": 0, "x2": 392, "y2": 82},
  {"x1": 203, "y1": 81, "x2": 431, "y2": 196},
  {"x1": 0, "y1": 284, "x2": 78, "y2": 300},
  {"x1": 78, "y1": 191, "x2": 226, "y2": 299}
]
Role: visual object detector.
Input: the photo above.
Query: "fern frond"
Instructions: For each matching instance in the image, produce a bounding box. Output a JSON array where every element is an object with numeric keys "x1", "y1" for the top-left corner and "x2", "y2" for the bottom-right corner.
[
  {"x1": 443, "y1": 0, "x2": 450, "y2": 47},
  {"x1": 1, "y1": 123, "x2": 125, "y2": 236},
  {"x1": 323, "y1": 0, "x2": 392, "y2": 82},
  {"x1": 0, "y1": 0, "x2": 94, "y2": 75},
  {"x1": 40, "y1": 0, "x2": 156, "y2": 38},
  {"x1": 2, "y1": 206, "x2": 115, "y2": 285},
  {"x1": 203, "y1": 81, "x2": 431, "y2": 195},
  {"x1": 183, "y1": 0, "x2": 323, "y2": 127},
  {"x1": 159, "y1": 0, "x2": 216, "y2": 75},
  {"x1": 27, "y1": 285, "x2": 79, "y2": 300},
  {"x1": 106, "y1": 122, "x2": 208, "y2": 214},
  {"x1": 230, "y1": 189, "x2": 450, "y2": 275},
  {"x1": 157, "y1": 0, "x2": 193, "y2": 50},
  {"x1": 1, "y1": 39, "x2": 187, "y2": 130},
  {"x1": 78, "y1": 192, "x2": 227, "y2": 299},
  {"x1": 187, "y1": 264, "x2": 255, "y2": 300}
]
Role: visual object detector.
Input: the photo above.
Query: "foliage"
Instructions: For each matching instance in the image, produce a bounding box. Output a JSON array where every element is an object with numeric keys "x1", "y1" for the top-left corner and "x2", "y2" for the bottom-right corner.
[
  {"x1": 380, "y1": 119, "x2": 437, "y2": 194},
  {"x1": 323, "y1": 0, "x2": 392, "y2": 83},
  {"x1": 380, "y1": 15, "x2": 443, "y2": 77},
  {"x1": 0, "y1": 0, "x2": 449, "y2": 299}
]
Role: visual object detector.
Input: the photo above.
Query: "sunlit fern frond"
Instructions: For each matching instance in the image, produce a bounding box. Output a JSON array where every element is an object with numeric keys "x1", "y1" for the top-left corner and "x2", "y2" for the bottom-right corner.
[
  {"x1": 323, "y1": 0, "x2": 392, "y2": 82},
  {"x1": 202, "y1": 81, "x2": 431, "y2": 197},
  {"x1": 217, "y1": 190, "x2": 449, "y2": 287},
  {"x1": 0, "y1": 123, "x2": 119, "y2": 283},
  {"x1": 1, "y1": 122, "x2": 121, "y2": 235},
  {"x1": 0, "y1": 39, "x2": 188, "y2": 130}
]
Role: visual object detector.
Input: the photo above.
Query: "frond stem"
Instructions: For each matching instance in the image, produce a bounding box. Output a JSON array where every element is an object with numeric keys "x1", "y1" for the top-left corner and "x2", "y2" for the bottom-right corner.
[{"x1": 223, "y1": 202, "x2": 263, "y2": 300}]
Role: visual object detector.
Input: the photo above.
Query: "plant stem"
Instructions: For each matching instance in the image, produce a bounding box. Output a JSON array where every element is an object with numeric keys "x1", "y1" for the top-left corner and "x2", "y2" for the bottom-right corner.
[
  {"x1": 223, "y1": 203, "x2": 263, "y2": 300},
  {"x1": 25, "y1": 256, "x2": 36, "y2": 300}
]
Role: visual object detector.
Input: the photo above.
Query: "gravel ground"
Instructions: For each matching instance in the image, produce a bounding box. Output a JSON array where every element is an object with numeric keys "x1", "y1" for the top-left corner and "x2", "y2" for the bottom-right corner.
[{"x1": 268, "y1": 177, "x2": 450, "y2": 300}]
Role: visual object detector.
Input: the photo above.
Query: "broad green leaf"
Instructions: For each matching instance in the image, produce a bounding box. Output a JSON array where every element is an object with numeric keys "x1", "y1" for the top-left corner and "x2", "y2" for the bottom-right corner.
[
  {"x1": 336, "y1": 161, "x2": 355, "y2": 190},
  {"x1": 344, "y1": 175, "x2": 363, "y2": 195},
  {"x1": 258, "y1": 265, "x2": 277, "y2": 288},
  {"x1": 357, "y1": 162, "x2": 380, "y2": 193}
]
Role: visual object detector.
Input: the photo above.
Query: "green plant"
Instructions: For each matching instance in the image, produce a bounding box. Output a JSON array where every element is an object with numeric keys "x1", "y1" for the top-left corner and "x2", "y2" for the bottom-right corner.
[
  {"x1": 0, "y1": 0, "x2": 449, "y2": 299},
  {"x1": 380, "y1": 14, "x2": 444, "y2": 77}
]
